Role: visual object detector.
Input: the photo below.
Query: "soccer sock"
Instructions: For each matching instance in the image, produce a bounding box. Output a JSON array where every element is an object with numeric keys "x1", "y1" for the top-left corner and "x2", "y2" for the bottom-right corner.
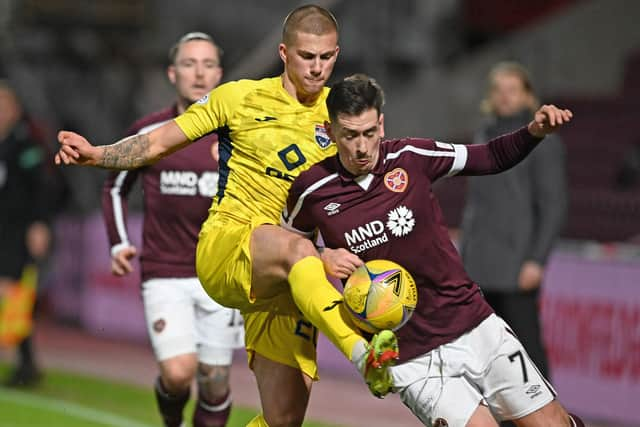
[
  {"x1": 192, "y1": 390, "x2": 232, "y2": 427},
  {"x1": 154, "y1": 377, "x2": 190, "y2": 427},
  {"x1": 569, "y1": 414, "x2": 585, "y2": 427},
  {"x1": 17, "y1": 335, "x2": 35, "y2": 369},
  {"x1": 246, "y1": 414, "x2": 270, "y2": 427},
  {"x1": 288, "y1": 256, "x2": 366, "y2": 361}
]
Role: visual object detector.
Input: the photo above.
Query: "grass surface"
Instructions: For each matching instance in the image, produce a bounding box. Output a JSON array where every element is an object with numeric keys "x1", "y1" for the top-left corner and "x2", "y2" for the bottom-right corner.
[{"x1": 0, "y1": 364, "x2": 338, "y2": 427}]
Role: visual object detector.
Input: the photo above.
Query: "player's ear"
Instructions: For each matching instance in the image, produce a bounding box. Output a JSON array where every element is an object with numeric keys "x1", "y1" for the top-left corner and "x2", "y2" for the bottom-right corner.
[
  {"x1": 324, "y1": 120, "x2": 335, "y2": 141},
  {"x1": 212, "y1": 66, "x2": 223, "y2": 87},
  {"x1": 378, "y1": 113, "x2": 385, "y2": 139},
  {"x1": 278, "y1": 43, "x2": 287, "y2": 64},
  {"x1": 167, "y1": 65, "x2": 177, "y2": 85}
]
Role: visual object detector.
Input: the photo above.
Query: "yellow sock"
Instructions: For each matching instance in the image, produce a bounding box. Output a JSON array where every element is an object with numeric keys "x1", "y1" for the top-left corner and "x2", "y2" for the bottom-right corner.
[
  {"x1": 288, "y1": 256, "x2": 365, "y2": 360},
  {"x1": 246, "y1": 414, "x2": 269, "y2": 426}
]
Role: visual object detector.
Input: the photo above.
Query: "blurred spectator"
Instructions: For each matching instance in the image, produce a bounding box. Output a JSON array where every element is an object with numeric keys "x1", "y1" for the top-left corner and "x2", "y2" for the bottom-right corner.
[
  {"x1": 615, "y1": 139, "x2": 640, "y2": 190},
  {"x1": 459, "y1": 62, "x2": 567, "y2": 381},
  {"x1": 0, "y1": 80, "x2": 65, "y2": 387}
]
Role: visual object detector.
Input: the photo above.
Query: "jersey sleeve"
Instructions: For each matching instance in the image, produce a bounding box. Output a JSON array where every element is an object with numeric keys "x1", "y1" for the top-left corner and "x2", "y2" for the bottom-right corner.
[
  {"x1": 460, "y1": 127, "x2": 543, "y2": 176},
  {"x1": 173, "y1": 81, "x2": 244, "y2": 141},
  {"x1": 401, "y1": 127, "x2": 543, "y2": 181},
  {"x1": 391, "y1": 138, "x2": 469, "y2": 182},
  {"x1": 101, "y1": 122, "x2": 145, "y2": 256},
  {"x1": 281, "y1": 175, "x2": 317, "y2": 238},
  {"x1": 101, "y1": 169, "x2": 141, "y2": 256}
]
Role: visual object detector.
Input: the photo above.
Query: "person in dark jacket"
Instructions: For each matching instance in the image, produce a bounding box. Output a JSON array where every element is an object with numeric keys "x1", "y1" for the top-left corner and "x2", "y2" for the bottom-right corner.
[
  {"x1": 460, "y1": 62, "x2": 568, "y2": 380},
  {"x1": 0, "y1": 80, "x2": 54, "y2": 387}
]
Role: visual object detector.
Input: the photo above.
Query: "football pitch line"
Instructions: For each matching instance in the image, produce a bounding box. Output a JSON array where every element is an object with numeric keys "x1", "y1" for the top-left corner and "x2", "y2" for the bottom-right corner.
[{"x1": 0, "y1": 388, "x2": 155, "y2": 427}]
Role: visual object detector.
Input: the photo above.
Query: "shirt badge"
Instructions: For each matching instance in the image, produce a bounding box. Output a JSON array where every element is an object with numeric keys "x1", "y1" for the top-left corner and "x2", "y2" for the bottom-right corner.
[
  {"x1": 315, "y1": 124, "x2": 331, "y2": 149},
  {"x1": 384, "y1": 168, "x2": 409, "y2": 192}
]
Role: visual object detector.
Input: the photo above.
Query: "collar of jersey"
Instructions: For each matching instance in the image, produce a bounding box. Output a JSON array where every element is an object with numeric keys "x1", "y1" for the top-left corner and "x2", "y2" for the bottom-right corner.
[{"x1": 275, "y1": 75, "x2": 326, "y2": 108}]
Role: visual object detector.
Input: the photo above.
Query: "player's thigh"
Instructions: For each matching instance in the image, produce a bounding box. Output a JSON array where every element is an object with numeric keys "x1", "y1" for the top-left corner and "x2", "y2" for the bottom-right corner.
[
  {"x1": 249, "y1": 224, "x2": 317, "y2": 300},
  {"x1": 142, "y1": 278, "x2": 198, "y2": 362},
  {"x1": 192, "y1": 279, "x2": 244, "y2": 366},
  {"x1": 513, "y1": 400, "x2": 570, "y2": 427},
  {"x1": 243, "y1": 302, "x2": 318, "y2": 380},
  {"x1": 252, "y1": 352, "x2": 312, "y2": 427},
  {"x1": 196, "y1": 220, "x2": 258, "y2": 310},
  {"x1": 467, "y1": 405, "x2": 499, "y2": 427},
  {"x1": 476, "y1": 315, "x2": 556, "y2": 422},
  {"x1": 391, "y1": 353, "x2": 485, "y2": 427}
]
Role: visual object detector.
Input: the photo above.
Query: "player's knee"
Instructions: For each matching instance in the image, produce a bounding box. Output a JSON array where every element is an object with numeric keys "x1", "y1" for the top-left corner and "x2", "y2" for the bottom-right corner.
[
  {"x1": 197, "y1": 364, "x2": 230, "y2": 401},
  {"x1": 287, "y1": 235, "x2": 317, "y2": 267},
  {"x1": 160, "y1": 360, "x2": 197, "y2": 393}
]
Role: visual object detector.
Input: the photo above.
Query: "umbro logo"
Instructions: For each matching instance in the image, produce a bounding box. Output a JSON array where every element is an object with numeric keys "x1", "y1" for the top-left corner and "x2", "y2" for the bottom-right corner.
[
  {"x1": 323, "y1": 202, "x2": 341, "y2": 216},
  {"x1": 526, "y1": 384, "x2": 542, "y2": 399},
  {"x1": 255, "y1": 116, "x2": 277, "y2": 122}
]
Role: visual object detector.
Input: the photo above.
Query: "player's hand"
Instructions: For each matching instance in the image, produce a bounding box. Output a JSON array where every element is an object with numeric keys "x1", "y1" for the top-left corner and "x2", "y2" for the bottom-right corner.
[
  {"x1": 111, "y1": 246, "x2": 138, "y2": 276},
  {"x1": 518, "y1": 260, "x2": 544, "y2": 292},
  {"x1": 527, "y1": 104, "x2": 573, "y2": 138},
  {"x1": 26, "y1": 221, "x2": 51, "y2": 260},
  {"x1": 320, "y1": 247, "x2": 364, "y2": 279},
  {"x1": 54, "y1": 131, "x2": 102, "y2": 166},
  {"x1": 211, "y1": 141, "x2": 220, "y2": 163}
]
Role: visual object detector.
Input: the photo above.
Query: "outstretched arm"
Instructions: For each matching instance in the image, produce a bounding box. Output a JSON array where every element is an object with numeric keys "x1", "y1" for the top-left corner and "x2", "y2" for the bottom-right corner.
[
  {"x1": 55, "y1": 120, "x2": 190, "y2": 169},
  {"x1": 461, "y1": 104, "x2": 572, "y2": 176}
]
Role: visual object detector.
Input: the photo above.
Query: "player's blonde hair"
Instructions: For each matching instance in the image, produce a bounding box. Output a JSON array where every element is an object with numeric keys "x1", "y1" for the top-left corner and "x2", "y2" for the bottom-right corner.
[
  {"x1": 480, "y1": 61, "x2": 540, "y2": 114},
  {"x1": 282, "y1": 5, "x2": 339, "y2": 46},
  {"x1": 168, "y1": 32, "x2": 223, "y2": 65}
]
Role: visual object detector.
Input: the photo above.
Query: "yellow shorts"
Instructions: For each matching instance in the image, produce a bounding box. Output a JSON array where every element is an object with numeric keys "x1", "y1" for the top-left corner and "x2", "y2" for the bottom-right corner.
[{"x1": 196, "y1": 216, "x2": 318, "y2": 379}]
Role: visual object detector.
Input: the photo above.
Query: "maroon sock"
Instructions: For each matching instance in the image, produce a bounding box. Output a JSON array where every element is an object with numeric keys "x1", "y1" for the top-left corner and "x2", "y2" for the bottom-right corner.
[
  {"x1": 154, "y1": 377, "x2": 190, "y2": 427},
  {"x1": 193, "y1": 390, "x2": 232, "y2": 427},
  {"x1": 569, "y1": 414, "x2": 585, "y2": 427}
]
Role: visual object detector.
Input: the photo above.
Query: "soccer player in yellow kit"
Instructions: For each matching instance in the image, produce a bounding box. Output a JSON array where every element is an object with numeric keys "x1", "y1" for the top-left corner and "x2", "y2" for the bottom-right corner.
[{"x1": 55, "y1": 5, "x2": 397, "y2": 426}]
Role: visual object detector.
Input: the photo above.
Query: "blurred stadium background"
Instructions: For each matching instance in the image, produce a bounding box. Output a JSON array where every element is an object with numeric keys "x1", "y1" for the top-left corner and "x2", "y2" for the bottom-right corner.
[{"x1": 1, "y1": 0, "x2": 639, "y2": 426}]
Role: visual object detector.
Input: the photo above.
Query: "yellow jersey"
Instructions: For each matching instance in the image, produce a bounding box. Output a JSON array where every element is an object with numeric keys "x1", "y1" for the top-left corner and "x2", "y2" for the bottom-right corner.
[{"x1": 174, "y1": 76, "x2": 336, "y2": 225}]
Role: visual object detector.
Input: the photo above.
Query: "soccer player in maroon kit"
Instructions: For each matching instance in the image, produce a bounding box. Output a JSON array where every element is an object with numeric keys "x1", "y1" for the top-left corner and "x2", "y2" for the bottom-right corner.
[
  {"x1": 102, "y1": 33, "x2": 243, "y2": 427},
  {"x1": 283, "y1": 75, "x2": 585, "y2": 427}
]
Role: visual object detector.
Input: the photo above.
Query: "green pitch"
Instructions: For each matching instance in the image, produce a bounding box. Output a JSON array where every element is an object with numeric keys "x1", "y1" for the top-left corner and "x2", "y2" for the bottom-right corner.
[{"x1": 0, "y1": 364, "x2": 339, "y2": 427}]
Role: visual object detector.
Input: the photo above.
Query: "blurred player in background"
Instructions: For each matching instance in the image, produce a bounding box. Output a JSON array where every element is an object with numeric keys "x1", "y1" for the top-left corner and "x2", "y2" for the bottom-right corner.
[
  {"x1": 57, "y1": 6, "x2": 399, "y2": 426},
  {"x1": 0, "y1": 80, "x2": 55, "y2": 387},
  {"x1": 460, "y1": 62, "x2": 567, "y2": 381},
  {"x1": 101, "y1": 33, "x2": 243, "y2": 427},
  {"x1": 283, "y1": 74, "x2": 583, "y2": 427}
]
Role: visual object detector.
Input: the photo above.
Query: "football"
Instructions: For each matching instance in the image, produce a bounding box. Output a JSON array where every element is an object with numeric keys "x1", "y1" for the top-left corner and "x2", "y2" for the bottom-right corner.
[{"x1": 343, "y1": 259, "x2": 418, "y2": 334}]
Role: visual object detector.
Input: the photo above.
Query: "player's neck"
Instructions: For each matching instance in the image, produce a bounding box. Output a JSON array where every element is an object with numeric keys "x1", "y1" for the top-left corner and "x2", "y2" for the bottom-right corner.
[
  {"x1": 280, "y1": 74, "x2": 320, "y2": 106},
  {"x1": 176, "y1": 99, "x2": 189, "y2": 115}
]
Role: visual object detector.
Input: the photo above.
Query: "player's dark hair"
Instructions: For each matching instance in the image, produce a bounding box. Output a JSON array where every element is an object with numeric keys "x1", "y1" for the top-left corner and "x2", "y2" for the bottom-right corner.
[
  {"x1": 168, "y1": 32, "x2": 223, "y2": 65},
  {"x1": 282, "y1": 4, "x2": 339, "y2": 46},
  {"x1": 326, "y1": 74, "x2": 385, "y2": 122}
]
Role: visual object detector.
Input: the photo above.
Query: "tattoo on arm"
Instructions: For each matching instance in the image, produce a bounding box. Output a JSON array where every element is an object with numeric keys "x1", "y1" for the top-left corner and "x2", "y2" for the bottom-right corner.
[{"x1": 100, "y1": 134, "x2": 152, "y2": 169}]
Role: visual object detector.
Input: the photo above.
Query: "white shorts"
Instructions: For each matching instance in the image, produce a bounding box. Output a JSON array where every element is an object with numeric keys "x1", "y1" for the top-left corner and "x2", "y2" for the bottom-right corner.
[
  {"x1": 142, "y1": 277, "x2": 244, "y2": 365},
  {"x1": 390, "y1": 314, "x2": 556, "y2": 426}
]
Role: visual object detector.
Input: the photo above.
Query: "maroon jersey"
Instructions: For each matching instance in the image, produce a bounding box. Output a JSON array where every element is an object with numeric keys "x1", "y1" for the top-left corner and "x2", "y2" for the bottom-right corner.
[
  {"x1": 102, "y1": 105, "x2": 218, "y2": 282},
  {"x1": 283, "y1": 127, "x2": 542, "y2": 362}
]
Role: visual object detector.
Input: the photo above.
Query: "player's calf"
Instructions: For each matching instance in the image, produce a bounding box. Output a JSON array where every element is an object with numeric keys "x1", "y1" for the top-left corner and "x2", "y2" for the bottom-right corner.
[{"x1": 193, "y1": 364, "x2": 232, "y2": 427}]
